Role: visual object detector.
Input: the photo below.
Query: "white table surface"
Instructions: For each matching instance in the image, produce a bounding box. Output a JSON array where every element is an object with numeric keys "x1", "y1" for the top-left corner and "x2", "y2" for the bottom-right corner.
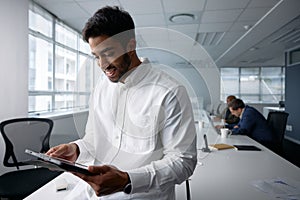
[
  {"x1": 25, "y1": 172, "x2": 81, "y2": 200},
  {"x1": 25, "y1": 112, "x2": 300, "y2": 200},
  {"x1": 176, "y1": 113, "x2": 300, "y2": 200}
]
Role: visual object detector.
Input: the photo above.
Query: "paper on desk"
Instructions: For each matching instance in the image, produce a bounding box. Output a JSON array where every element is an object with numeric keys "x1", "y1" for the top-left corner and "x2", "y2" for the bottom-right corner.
[
  {"x1": 252, "y1": 177, "x2": 300, "y2": 200},
  {"x1": 64, "y1": 179, "x2": 98, "y2": 200}
]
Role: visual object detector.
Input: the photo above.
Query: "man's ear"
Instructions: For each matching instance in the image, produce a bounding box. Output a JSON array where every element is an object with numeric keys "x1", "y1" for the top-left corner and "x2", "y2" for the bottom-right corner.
[{"x1": 126, "y1": 39, "x2": 136, "y2": 55}]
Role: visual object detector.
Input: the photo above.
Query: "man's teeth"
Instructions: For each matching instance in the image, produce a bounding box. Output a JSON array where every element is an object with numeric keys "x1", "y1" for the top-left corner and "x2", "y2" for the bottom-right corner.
[
  {"x1": 105, "y1": 67, "x2": 115, "y2": 75},
  {"x1": 105, "y1": 67, "x2": 114, "y2": 72}
]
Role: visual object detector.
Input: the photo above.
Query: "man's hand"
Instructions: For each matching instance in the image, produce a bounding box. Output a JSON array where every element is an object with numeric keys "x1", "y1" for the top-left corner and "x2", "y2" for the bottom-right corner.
[
  {"x1": 74, "y1": 165, "x2": 129, "y2": 197},
  {"x1": 46, "y1": 143, "x2": 79, "y2": 163}
]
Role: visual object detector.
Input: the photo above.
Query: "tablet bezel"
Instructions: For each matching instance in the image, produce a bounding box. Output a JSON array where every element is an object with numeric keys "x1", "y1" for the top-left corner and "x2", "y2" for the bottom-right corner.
[{"x1": 25, "y1": 149, "x2": 95, "y2": 175}]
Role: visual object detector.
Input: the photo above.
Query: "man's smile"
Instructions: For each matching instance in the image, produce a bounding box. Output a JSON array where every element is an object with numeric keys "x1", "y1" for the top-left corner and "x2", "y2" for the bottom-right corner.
[{"x1": 104, "y1": 66, "x2": 117, "y2": 77}]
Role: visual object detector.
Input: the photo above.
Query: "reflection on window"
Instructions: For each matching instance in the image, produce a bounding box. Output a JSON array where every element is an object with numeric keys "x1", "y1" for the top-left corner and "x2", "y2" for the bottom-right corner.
[
  {"x1": 28, "y1": 95, "x2": 52, "y2": 113},
  {"x1": 55, "y1": 21, "x2": 77, "y2": 49},
  {"x1": 220, "y1": 68, "x2": 239, "y2": 100},
  {"x1": 29, "y1": 4, "x2": 52, "y2": 38},
  {"x1": 220, "y1": 67, "x2": 285, "y2": 103},
  {"x1": 55, "y1": 46, "x2": 76, "y2": 92},
  {"x1": 28, "y1": 2, "x2": 94, "y2": 115},
  {"x1": 29, "y1": 35, "x2": 53, "y2": 91}
]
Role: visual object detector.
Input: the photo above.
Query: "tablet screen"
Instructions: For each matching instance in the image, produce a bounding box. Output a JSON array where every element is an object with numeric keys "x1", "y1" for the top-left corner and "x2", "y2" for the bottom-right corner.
[{"x1": 25, "y1": 149, "x2": 94, "y2": 175}]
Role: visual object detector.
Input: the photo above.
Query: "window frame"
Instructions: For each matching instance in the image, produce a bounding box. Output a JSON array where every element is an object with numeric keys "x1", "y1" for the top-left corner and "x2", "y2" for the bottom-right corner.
[
  {"x1": 28, "y1": 1, "x2": 95, "y2": 116},
  {"x1": 220, "y1": 66, "x2": 285, "y2": 104}
]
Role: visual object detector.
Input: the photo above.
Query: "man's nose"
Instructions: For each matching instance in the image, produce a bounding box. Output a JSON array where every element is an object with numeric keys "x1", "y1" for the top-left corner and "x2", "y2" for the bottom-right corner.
[{"x1": 97, "y1": 56, "x2": 109, "y2": 69}]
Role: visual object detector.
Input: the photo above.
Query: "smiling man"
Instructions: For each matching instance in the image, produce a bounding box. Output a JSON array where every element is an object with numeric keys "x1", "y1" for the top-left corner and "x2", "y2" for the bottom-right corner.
[
  {"x1": 90, "y1": 35, "x2": 138, "y2": 83},
  {"x1": 47, "y1": 6, "x2": 197, "y2": 199}
]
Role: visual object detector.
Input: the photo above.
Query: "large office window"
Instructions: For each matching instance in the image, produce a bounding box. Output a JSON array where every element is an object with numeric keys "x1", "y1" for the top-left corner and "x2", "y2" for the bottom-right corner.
[
  {"x1": 29, "y1": 2, "x2": 95, "y2": 115},
  {"x1": 220, "y1": 66, "x2": 285, "y2": 103}
]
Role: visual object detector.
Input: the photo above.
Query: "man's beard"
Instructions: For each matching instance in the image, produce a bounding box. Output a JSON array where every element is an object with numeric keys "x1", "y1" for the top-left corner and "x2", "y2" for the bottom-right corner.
[{"x1": 106, "y1": 53, "x2": 132, "y2": 83}]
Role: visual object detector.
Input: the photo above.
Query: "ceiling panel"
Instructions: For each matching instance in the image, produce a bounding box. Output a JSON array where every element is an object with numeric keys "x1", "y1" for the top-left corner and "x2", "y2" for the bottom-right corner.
[
  {"x1": 205, "y1": 0, "x2": 250, "y2": 10},
  {"x1": 119, "y1": 0, "x2": 163, "y2": 15},
  {"x1": 34, "y1": 0, "x2": 74, "y2": 3},
  {"x1": 222, "y1": 31, "x2": 245, "y2": 40},
  {"x1": 132, "y1": 13, "x2": 166, "y2": 27},
  {"x1": 201, "y1": 9, "x2": 243, "y2": 23},
  {"x1": 167, "y1": 24, "x2": 199, "y2": 36},
  {"x1": 32, "y1": 0, "x2": 300, "y2": 67},
  {"x1": 66, "y1": 18, "x2": 89, "y2": 32},
  {"x1": 162, "y1": 0, "x2": 206, "y2": 13},
  {"x1": 247, "y1": 0, "x2": 280, "y2": 8},
  {"x1": 238, "y1": 7, "x2": 272, "y2": 21},
  {"x1": 229, "y1": 21, "x2": 257, "y2": 32},
  {"x1": 198, "y1": 22, "x2": 232, "y2": 32},
  {"x1": 77, "y1": 0, "x2": 121, "y2": 15},
  {"x1": 168, "y1": 24, "x2": 199, "y2": 32},
  {"x1": 203, "y1": 32, "x2": 246, "y2": 60},
  {"x1": 136, "y1": 27, "x2": 170, "y2": 47},
  {"x1": 36, "y1": 1, "x2": 89, "y2": 20}
]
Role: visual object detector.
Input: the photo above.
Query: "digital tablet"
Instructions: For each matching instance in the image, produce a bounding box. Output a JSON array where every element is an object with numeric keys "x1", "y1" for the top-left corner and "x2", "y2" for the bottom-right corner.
[{"x1": 25, "y1": 149, "x2": 95, "y2": 175}]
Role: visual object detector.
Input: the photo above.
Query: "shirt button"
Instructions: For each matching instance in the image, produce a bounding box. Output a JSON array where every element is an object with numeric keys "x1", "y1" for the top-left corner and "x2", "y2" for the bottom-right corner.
[{"x1": 115, "y1": 136, "x2": 119, "y2": 140}]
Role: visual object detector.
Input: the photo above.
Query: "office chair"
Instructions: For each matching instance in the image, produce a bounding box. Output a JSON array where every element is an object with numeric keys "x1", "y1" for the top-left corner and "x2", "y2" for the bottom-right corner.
[
  {"x1": 266, "y1": 111, "x2": 289, "y2": 155},
  {"x1": 0, "y1": 118, "x2": 61, "y2": 200}
]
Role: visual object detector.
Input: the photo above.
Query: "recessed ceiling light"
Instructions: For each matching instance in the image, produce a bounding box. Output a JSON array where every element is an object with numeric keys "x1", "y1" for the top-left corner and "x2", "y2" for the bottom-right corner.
[{"x1": 169, "y1": 13, "x2": 195, "y2": 23}]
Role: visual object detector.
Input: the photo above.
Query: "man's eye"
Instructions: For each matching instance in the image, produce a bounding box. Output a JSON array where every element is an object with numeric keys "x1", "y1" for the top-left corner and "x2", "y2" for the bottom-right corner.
[{"x1": 104, "y1": 51, "x2": 114, "y2": 57}]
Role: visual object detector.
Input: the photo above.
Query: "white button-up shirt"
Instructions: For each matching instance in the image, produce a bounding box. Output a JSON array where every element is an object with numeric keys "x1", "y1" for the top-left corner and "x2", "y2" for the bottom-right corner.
[{"x1": 75, "y1": 62, "x2": 197, "y2": 199}]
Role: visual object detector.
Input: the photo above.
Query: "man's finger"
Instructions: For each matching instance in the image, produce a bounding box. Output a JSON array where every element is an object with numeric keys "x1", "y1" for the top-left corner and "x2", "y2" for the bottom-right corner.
[{"x1": 88, "y1": 165, "x2": 111, "y2": 174}]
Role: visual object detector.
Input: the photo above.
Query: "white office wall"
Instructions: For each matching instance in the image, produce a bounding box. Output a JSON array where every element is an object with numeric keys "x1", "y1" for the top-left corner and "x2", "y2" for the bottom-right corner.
[
  {"x1": 0, "y1": 0, "x2": 29, "y2": 174},
  {"x1": 0, "y1": 0, "x2": 28, "y2": 120},
  {"x1": 49, "y1": 111, "x2": 88, "y2": 147},
  {"x1": 0, "y1": 0, "x2": 89, "y2": 175}
]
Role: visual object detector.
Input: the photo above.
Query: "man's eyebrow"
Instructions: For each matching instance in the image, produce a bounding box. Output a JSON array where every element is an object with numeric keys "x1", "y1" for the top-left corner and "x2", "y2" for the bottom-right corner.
[{"x1": 92, "y1": 47, "x2": 114, "y2": 55}]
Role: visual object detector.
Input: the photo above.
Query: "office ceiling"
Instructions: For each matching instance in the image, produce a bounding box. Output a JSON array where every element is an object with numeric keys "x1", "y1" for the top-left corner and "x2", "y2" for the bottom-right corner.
[{"x1": 33, "y1": 0, "x2": 300, "y2": 67}]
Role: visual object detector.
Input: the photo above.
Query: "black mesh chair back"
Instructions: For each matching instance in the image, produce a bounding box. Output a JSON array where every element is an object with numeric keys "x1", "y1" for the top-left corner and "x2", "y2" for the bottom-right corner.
[
  {"x1": 0, "y1": 118, "x2": 52, "y2": 169},
  {"x1": 267, "y1": 111, "x2": 289, "y2": 154},
  {"x1": 0, "y1": 118, "x2": 61, "y2": 199}
]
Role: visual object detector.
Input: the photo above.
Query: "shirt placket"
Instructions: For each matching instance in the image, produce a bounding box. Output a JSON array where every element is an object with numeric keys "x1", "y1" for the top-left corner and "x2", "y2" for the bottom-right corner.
[{"x1": 111, "y1": 85, "x2": 129, "y2": 162}]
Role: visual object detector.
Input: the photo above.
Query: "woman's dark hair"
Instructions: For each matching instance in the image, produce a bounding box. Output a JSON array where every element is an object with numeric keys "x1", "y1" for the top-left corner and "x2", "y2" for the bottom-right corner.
[
  {"x1": 82, "y1": 6, "x2": 135, "y2": 46},
  {"x1": 228, "y1": 99, "x2": 245, "y2": 110}
]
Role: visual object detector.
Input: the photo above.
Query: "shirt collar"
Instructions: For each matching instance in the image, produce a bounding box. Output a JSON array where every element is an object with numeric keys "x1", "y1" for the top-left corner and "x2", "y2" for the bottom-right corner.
[
  {"x1": 119, "y1": 61, "x2": 151, "y2": 87},
  {"x1": 240, "y1": 107, "x2": 245, "y2": 119},
  {"x1": 118, "y1": 66, "x2": 137, "y2": 84}
]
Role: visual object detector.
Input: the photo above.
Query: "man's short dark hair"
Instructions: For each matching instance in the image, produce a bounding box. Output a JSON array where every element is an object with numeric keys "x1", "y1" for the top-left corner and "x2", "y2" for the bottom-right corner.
[
  {"x1": 82, "y1": 6, "x2": 135, "y2": 46},
  {"x1": 227, "y1": 95, "x2": 236, "y2": 102},
  {"x1": 228, "y1": 99, "x2": 245, "y2": 110}
]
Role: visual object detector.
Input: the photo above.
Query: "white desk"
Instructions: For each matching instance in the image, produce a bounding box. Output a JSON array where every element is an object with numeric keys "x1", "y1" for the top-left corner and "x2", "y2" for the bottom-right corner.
[
  {"x1": 176, "y1": 114, "x2": 300, "y2": 200},
  {"x1": 26, "y1": 113, "x2": 300, "y2": 200},
  {"x1": 25, "y1": 172, "x2": 81, "y2": 200}
]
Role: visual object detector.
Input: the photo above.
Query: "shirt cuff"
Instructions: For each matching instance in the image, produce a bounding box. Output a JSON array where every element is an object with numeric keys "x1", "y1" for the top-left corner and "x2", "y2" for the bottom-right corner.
[
  {"x1": 127, "y1": 168, "x2": 151, "y2": 194},
  {"x1": 72, "y1": 139, "x2": 94, "y2": 164}
]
